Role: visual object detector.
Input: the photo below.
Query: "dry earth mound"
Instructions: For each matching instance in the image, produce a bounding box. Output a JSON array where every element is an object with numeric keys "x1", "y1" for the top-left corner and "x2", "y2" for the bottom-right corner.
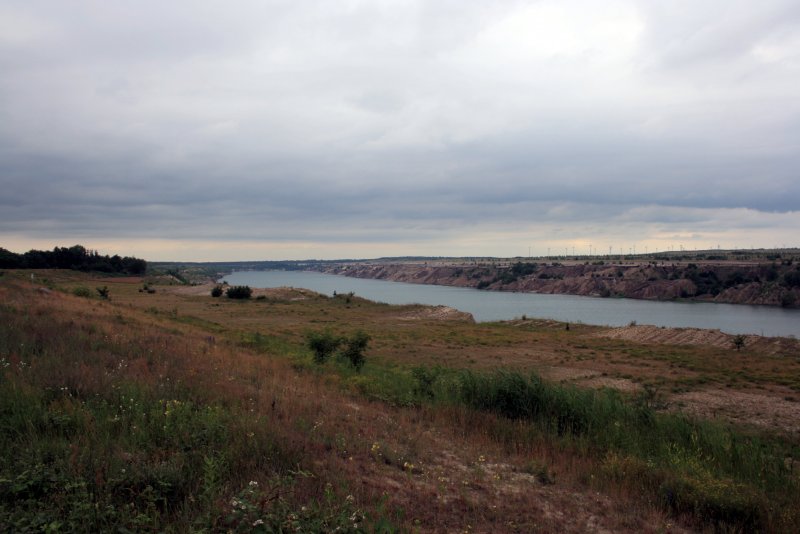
[
  {"x1": 396, "y1": 305, "x2": 475, "y2": 322},
  {"x1": 598, "y1": 325, "x2": 799, "y2": 356}
]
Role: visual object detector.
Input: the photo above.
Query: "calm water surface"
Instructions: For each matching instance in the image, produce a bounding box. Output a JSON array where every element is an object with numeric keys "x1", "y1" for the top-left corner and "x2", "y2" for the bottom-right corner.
[{"x1": 220, "y1": 270, "x2": 800, "y2": 337}]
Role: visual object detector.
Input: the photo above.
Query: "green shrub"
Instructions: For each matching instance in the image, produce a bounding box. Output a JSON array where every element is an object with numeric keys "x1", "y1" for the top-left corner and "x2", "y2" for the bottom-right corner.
[
  {"x1": 211, "y1": 286, "x2": 223, "y2": 298},
  {"x1": 72, "y1": 286, "x2": 91, "y2": 298},
  {"x1": 411, "y1": 366, "x2": 443, "y2": 399},
  {"x1": 340, "y1": 331, "x2": 369, "y2": 371},
  {"x1": 225, "y1": 286, "x2": 252, "y2": 299},
  {"x1": 306, "y1": 331, "x2": 342, "y2": 364},
  {"x1": 306, "y1": 330, "x2": 370, "y2": 370}
]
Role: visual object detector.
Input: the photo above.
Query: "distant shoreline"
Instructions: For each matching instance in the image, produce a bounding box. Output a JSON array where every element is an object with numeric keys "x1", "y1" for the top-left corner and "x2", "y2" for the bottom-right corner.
[{"x1": 303, "y1": 258, "x2": 800, "y2": 309}]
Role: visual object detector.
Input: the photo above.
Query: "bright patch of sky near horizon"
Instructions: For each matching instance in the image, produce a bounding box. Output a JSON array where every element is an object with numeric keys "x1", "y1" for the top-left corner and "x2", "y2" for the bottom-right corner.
[{"x1": 1, "y1": 0, "x2": 798, "y2": 261}]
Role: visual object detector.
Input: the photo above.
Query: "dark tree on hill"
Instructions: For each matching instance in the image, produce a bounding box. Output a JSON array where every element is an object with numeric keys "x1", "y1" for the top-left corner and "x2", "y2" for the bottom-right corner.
[
  {"x1": 0, "y1": 248, "x2": 22, "y2": 268},
  {"x1": 0, "y1": 245, "x2": 146, "y2": 274}
]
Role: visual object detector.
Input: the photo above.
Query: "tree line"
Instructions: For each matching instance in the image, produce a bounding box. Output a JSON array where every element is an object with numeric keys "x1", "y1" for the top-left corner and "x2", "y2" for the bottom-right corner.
[{"x1": 0, "y1": 245, "x2": 146, "y2": 275}]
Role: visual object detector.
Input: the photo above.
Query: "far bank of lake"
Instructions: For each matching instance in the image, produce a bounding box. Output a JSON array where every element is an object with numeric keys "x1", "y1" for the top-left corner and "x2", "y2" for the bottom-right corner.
[{"x1": 220, "y1": 270, "x2": 800, "y2": 338}]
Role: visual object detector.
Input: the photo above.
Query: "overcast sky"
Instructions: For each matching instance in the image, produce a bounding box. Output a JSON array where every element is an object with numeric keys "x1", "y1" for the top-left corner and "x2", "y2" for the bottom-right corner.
[{"x1": 1, "y1": 1, "x2": 799, "y2": 261}]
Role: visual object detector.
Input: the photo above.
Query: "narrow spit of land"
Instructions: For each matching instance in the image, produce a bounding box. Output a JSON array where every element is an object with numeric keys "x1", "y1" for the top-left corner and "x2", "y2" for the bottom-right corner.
[{"x1": 2, "y1": 269, "x2": 799, "y2": 532}]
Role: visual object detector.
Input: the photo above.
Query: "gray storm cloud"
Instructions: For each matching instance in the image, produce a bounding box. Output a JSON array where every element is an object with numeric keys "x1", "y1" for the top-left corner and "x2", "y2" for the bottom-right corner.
[{"x1": 1, "y1": 0, "x2": 798, "y2": 258}]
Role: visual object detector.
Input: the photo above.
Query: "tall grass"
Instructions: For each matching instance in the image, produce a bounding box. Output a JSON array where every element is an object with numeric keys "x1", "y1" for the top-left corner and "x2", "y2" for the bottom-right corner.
[
  {"x1": 304, "y1": 353, "x2": 799, "y2": 531},
  {"x1": 0, "y1": 284, "x2": 396, "y2": 532},
  {"x1": 443, "y1": 370, "x2": 797, "y2": 530}
]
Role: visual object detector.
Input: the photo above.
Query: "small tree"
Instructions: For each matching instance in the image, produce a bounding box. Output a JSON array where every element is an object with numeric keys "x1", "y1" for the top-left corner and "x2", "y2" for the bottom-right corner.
[
  {"x1": 732, "y1": 334, "x2": 746, "y2": 351},
  {"x1": 307, "y1": 331, "x2": 342, "y2": 364},
  {"x1": 340, "y1": 331, "x2": 370, "y2": 371},
  {"x1": 225, "y1": 285, "x2": 252, "y2": 299},
  {"x1": 411, "y1": 365, "x2": 442, "y2": 399},
  {"x1": 211, "y1": 286, "x2": 223, "y2": 297}
]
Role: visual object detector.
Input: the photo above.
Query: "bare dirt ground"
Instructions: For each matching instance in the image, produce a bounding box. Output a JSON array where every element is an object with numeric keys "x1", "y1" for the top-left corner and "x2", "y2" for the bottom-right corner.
[
  {"x1": 578, "y1": 376, "x2": 641, "y2": 393},
  {"x1": 534, "y1": 367, "x2": 641, "y2": 393},
  {"x1": 95, "y1": 276, "x2": 145, "y2": 284},
  {"x1": 598, "y1": 325, "x2": 800, "y2": 356},
  {"x1": 671, "y1": 389, "x2": 800, "y2": 436},
  {"x1": 315, "y1": 395, "x2": 691, "y2": 533},
  {"x1": 594, "y1": 325, "x2": 800, "y2": 435},
  {"x1": 395, "y1": 305, "x2": 475, "y2": 322}
]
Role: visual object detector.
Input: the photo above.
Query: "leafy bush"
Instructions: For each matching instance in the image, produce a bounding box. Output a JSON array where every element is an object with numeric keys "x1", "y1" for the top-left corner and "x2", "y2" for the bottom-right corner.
[
  {"x1": 72, "y1": 286, "x2": 91, "y2": 298},
  {"x1": 306, "y1": 330, "x2": 370, "y2": 370},
  {"x1": 411, "y1": 366, "x2": 443, "y2": 399},
  {"x1": 306, "y1": 331, "x2": 342, "y2": 364},
  {"x1": 226, "y1": 286, "x2": 252, "y2": 299},
  {"x1": 340, "y1": 331, "x2": 370, "y2": 371},
  {"x1": 211, "y1": 286, "x2": 223, "y2": 298}
]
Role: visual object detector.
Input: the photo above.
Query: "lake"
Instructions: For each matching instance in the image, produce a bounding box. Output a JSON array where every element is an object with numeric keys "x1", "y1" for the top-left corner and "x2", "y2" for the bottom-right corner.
[{"x1": 220, "y1": 270, "x2": 800, "y2": 337}]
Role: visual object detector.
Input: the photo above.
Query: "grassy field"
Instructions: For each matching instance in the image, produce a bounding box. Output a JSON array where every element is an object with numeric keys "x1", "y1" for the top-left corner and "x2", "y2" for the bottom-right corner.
[{"x1": 1, "y1": 269, "x2": 799, "y2": 532}]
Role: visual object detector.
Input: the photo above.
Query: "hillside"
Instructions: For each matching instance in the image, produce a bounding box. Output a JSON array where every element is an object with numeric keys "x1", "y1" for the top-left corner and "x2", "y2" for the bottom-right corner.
[
  {"x1": 310, "y1": 259, "x2": 800, "y2": 308},
  {"x1": 1, "y1": 269, "x2": 799, "y2": 532}
]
